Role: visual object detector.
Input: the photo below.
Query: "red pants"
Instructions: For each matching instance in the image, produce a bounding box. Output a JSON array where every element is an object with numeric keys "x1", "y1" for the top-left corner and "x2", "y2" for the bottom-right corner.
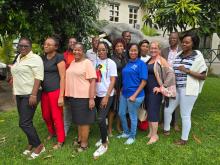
[{"x1": 41, "y1": 89, "x2": 65, "y2": 143}]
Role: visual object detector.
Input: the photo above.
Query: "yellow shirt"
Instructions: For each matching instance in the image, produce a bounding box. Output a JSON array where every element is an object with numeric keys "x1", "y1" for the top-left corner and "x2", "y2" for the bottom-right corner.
[{"x1": 11, "y1": 51, "x2": 44, "y2": 95}]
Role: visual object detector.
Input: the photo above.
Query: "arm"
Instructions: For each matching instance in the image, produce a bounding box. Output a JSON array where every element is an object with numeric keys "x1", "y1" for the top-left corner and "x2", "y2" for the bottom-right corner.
[
  {"x1": 129, "y1": 80, "x2": 147, "y2": 102},
  {"x1": 178, "y1": 65, "x2": 206, "y2": 80},
  {"x1": 89, "y1": 78, "x2": 96, "y2": 110},
  {"x1": 57, "y1": 61, "x2": 66, "y2": 107},
  {"x1": 100, "y1": 76, "x2": 116, "y2": 108},
  {"x1": 29, "y1": 79, "x2": 41, "y2": 106}
]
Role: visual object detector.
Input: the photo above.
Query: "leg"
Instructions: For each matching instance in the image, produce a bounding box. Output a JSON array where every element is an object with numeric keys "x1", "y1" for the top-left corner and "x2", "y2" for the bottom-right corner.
[
  {"x1": 164, "y1": 89, "x2": 180, "y2": 132},
  {"x1": 118, "y1": 95, "x2": 129, "y2": 135},
  {"x1": 108, "y1": 111, "x2": 115, "y2": 135},
  {"x1": 48, "y1": 89, "x2": 65, "y2": 143},
  {"x1": 41, "y1": 92, "x2": 56, "y2": 136},
  {"x1": 179, "y1": 88, "x2": 197, "y2": 141},
  {"x1": 127, "y1": 96, "x2": 144, "y2": 139},
  {"x1": 80, "y1": 125, "x2": 90, "y2": 147},
  {"x1": 64, "y1": 98, "x2": 72, "y2": 136},
  {"x1": 17, "y1": 96, "x2": 41, "y2": 147},
  {"x1": 96, "y1": 97, "x2": 113, "y2": 144},
  {"x1": 174, "y1": 107, "x2": 180, "y2": 131}
]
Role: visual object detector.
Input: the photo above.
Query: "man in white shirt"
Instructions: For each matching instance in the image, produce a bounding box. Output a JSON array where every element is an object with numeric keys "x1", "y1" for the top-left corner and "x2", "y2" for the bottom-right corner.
[
  {"x1": 161, "y1": 32, "x2": 181, "y2": 132},
  {"x1": 86, "y1": 36, "x2": 100, "y2": 67}
]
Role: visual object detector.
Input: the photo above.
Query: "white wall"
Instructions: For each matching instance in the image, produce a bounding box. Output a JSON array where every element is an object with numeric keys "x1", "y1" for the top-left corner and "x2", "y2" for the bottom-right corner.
[{"x1": 98, "y1": 0, "x2": 145, "y2": 29}]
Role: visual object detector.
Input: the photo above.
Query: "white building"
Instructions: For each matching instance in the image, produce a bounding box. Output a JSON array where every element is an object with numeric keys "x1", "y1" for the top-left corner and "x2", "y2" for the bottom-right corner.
[{"x1": 98, "y1": 0, "x2": 145, "y2": 30}]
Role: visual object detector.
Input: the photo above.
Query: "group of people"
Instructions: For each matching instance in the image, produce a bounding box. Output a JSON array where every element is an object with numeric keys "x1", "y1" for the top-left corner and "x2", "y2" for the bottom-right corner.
[{"x1": 10, "y1": 30, "x2": 207, "y2": 159}]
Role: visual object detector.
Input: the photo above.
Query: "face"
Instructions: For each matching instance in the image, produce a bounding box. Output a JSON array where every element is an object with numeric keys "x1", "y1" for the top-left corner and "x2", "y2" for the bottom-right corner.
[
  {"x1": 123, "y1": 32, "x2": 131, "y2": 44},
  {"x1": 68, "y1": 38, "x2": 77, "y2": 50},
  {"x1": 115, "y1": 42, "x2": 124, "y2": 55},
  {"x1": 18, "y1": 39, "x2": 32, "y2": 56},
  {"x1": 181, "y1": 36, "x2": 193, "y2": 52},
  {"x1": 140, "y1": 43, "x2": 149, "y2": 55},
  {"x1": 129, "y1": 45, "x2": 139, "y2": 60},
  {"x1": 169, "y1": 33, "x2": 179, "y2": 47},
  {"x1": 73, "y1": 44, "x2": 84, "y2": 61},
  {"x1": 43, "y1": 38, "x2": 57, "y2": 54},
  {"x1": 97, "y1": 43, "x2": 108, "y2": 60},
  {"x1": 150, "y1": 42, "x2": 160, "y2": 57},
  {"x1": 92, "y1": 37, "x2": 99, "y2": 49}
]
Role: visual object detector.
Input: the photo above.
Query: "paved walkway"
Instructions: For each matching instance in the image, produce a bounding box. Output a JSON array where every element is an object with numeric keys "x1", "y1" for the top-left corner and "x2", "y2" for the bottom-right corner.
[{"x1": 0, "y1": 81, "x2": 16, "y2": 111}]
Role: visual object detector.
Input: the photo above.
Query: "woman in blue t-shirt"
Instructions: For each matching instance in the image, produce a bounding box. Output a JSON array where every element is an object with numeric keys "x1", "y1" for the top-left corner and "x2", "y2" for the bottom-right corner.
[{"x1": 117, "y1": 43, "x2": 148, "y2": 145}]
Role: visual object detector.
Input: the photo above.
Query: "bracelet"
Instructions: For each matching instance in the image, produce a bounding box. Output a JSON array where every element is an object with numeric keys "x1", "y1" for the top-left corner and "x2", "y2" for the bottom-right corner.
[{"x1": 30, "y1": 95, "x2": 37, "y2": 97}]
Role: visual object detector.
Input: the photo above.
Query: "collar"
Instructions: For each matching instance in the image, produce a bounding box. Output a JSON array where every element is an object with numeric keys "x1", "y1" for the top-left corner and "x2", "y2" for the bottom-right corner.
[
  {"x1": 129, "y1": 58, "x2": 139, "y2": 63},
  {"x1": 169, "y1": 46, "x2": 178, "y2": 52}
]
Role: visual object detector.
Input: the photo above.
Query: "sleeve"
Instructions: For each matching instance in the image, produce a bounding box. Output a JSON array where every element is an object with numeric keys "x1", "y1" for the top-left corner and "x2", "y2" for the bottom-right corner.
[
  {"x1": 109, "y1": 60, "x2": 118, "y2": 77},
  {"x1": 139, "y1": 61, "x2": 148, "y2": 80},
  {"x1": 85, "y1": 60, "x2": 97, "y2": 79},
  {"x1": 56, "y1": 54, "x2": 65, "y2": 64},
  {"x1": 31, "y1": 56, "x2": 44, "y2": 81}
]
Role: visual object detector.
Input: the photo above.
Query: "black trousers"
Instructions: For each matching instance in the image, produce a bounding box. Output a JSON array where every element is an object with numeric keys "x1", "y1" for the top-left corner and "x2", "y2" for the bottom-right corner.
[
  {"x1": 16, "y1": 92, "x2": 41, "y2": 147},
  {"x1": 95, "y1": 96, "x2": 113, "y2": 144}
]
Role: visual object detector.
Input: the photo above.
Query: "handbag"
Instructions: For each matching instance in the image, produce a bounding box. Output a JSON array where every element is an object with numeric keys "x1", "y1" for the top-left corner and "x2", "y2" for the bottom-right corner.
[{"x1": 138, "y1": 103, "x2": 147, "y2": 122}]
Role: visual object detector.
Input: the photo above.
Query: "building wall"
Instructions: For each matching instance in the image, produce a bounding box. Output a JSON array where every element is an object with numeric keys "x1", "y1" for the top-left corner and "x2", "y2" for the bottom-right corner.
[{"x1": 98, "y1": 0, "x2": 145, "y2": 29}]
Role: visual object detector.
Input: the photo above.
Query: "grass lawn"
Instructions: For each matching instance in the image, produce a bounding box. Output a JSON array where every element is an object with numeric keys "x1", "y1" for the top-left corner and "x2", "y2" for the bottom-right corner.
[{"x1": 0, "y1": 77, "x2": 220, "y2": 165}]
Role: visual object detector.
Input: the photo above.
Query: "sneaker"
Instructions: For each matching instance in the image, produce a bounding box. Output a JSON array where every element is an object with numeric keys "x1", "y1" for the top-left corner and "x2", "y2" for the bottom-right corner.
[
  {"x1": 124, "y1": 138, "x2": 135, "y2": 145},
  {"x1": 117, "y1": 133, "x2": 129, "y2": 139},
  {"x1": 28, "y1": 147, "x2": 45, "y2": 160},
  {"x1": 93, "y1": 145, "x2": 108, "y2": 157},
  {"x1": 95, "y1": 137, "x2": 109, "y2": 147}
]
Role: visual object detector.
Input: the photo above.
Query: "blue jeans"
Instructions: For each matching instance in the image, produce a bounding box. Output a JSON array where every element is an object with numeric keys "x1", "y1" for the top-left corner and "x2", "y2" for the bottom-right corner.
[{"x1": 119, "y1": 95, "x2": 144, "y2": 138}]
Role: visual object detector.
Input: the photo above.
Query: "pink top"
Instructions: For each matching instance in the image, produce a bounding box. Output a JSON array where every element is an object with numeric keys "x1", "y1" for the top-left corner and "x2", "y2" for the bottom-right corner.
[{"x1": 65, "y1": 59, "x2": 97, "y2": 98}]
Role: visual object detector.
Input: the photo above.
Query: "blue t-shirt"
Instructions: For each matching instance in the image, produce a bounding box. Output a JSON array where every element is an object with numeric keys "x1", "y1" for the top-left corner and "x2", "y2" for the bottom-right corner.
[{"x1": 122, "y1": 58, "x2": 148, "y2": 98}]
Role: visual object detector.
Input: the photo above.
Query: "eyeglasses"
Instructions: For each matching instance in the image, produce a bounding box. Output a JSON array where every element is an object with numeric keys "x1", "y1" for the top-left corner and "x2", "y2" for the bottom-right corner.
[{"x1": 18, "y1": 44, "x2": 30, "y2": 48}]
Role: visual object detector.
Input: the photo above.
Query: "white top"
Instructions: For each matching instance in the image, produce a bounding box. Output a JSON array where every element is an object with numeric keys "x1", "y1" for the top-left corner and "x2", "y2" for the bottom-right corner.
[
  {"x1": 86, "y1": 49, "x2": 99, "y2": 68},
  {"x1": 96, "y1": 58, "x2": 117, "y2": 97},
  {"x1": 168, "y1": 47, "x2": 178, "y2": 66},
  {"x1": 140, "y1": 55, "x2": 151, "y2": 63}
]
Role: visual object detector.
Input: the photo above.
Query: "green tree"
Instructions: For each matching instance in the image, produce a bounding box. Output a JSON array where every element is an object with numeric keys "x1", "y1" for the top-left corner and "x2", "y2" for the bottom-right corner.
[
  {"x1": 140, "y1": 0, "x2": 220, "y2": 36},
  {"x1": 0, "y1": 0, "x2": 106, "y2": 50}
]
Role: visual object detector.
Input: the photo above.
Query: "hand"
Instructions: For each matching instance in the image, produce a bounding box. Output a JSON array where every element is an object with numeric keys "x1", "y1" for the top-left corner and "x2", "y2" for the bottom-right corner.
[
  {"x1": 58, "y1": 96, "x2": 64, "y2": 107},
  {"x1": 177, "y1": 65, "x2": 187, "y2": 73},
  {"x1": 29, "y1": 95, "x2": 37, "y2": 107},
  {"x1": 89, "y1": 98, "x2": 95, "y2": 110},
  {"x1": 100, "y1": 96, "x2": 109, "y2": 109},
  {"x1": 153, "y1": 87, "x2": 161, "y2": 95},
  {"x1": 129, "y1": 95, "x2": 136, "y2": 102}
]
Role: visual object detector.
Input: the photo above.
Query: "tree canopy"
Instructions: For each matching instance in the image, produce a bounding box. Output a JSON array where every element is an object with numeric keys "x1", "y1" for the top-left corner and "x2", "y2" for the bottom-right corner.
[
  {"x1": 140, "y1": 0, "x2": 220, "y2": 37},
  {"x1": 0, "y1": 0, "x2": 106, "y2": 49}
]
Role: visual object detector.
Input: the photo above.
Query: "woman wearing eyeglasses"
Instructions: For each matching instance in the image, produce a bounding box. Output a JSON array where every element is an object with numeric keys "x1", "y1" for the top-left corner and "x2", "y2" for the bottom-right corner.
[
  {"x1": 41, "y1": 37, "x2": 65, "y2": 149},
  {"x1": 11, "y1": 37, "x2": 45, "y2": 159},
  {"x1": 93, "y1": 42, "x2": 117, "y2": 158}
]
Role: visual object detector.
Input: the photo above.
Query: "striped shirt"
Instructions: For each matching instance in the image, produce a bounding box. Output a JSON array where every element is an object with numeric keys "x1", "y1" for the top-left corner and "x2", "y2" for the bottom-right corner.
[{"x1": 173, "y1": 51, "x2": 196, "y2": 88}]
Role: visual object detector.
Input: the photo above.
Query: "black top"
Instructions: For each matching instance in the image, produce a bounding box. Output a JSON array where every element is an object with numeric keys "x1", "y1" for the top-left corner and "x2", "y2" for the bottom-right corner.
[{"x1": 42, "y1": 53, "x2": 64, "y2": 92}]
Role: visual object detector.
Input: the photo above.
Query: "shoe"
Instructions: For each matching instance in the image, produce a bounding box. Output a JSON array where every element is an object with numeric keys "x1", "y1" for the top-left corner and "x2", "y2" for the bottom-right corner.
[
  {"x1": 53, "y1": 142, "x2": 63, "y2": 150},
  {"x1": 124, "y1": 138, "x2": 135, "y2": 145},
  {"x1": 95, "y1": 137, "x2": 109, "y2": 147},
  {"x1": 73, "y1": 140, "x2": 81, "y2": 147},
  {"x1": 174, "y1": 139, "x2": 187, "y2": 146},
  {"x1": 28, "y1": 147, "x2": 45, "y2": 160},
  {"x1": 147, "y1": 135, "x2": 159, "y2": 145},
  {"x1": 77, "y1": 146, "x2": 88, "y2": 153},
  {"x1": 163, "y1": 130, "x2": 170, "y2": 136},
  {"x1": 117, "y1": 133, "x2": 129, "y2": 139},
  {"x1": 23, "y1": 145, "x2": 33, "y2": 155},
  {"x1": 93, "y1": 144, "x2": 108, "y2": 158}
]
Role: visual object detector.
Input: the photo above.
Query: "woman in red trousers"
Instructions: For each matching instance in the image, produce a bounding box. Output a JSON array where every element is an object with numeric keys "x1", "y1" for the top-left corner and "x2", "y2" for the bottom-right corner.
[{"x1": 41, "y1": 37, "x2": 65, "y2": 149}]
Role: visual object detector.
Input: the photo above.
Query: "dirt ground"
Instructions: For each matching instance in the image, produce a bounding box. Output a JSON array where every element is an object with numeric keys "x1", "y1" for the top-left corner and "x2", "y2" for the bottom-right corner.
[{"x1": 0, "y1": 80, "x2": 16, "y2": 111}]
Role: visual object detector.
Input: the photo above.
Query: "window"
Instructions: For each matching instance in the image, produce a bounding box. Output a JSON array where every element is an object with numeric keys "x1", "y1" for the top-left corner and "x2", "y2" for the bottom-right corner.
[
  {"x1": 128, "y1": 5, "x2": 139, "y2": 27},
  {"x1": 109, "y1": 3, "x2": 120, "y2": 22}
]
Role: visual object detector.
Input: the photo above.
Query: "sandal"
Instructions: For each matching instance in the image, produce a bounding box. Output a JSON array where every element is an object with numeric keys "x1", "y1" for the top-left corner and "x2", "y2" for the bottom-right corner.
[
  {"x1": 174, "y1": 139, "x2": 187, "y2": 146},
  {"x1": 147, "y1": 135, "x2": 159, "y2": 145},
  {"x1": 28, "y1": 146, "x2": 45, "y2": 160},
  {"x1": 23, "y1": 145, "x2": 33, "y2": 155},
  {"x1": 77, "y1": 146, "x2": 88, "y2": 153},
  {"x1": 53, "y1": 142, "x2": 63, "y2": 150},
  {"x1": 163, "y1": 130, "x2": 170, "y2": 136}
]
